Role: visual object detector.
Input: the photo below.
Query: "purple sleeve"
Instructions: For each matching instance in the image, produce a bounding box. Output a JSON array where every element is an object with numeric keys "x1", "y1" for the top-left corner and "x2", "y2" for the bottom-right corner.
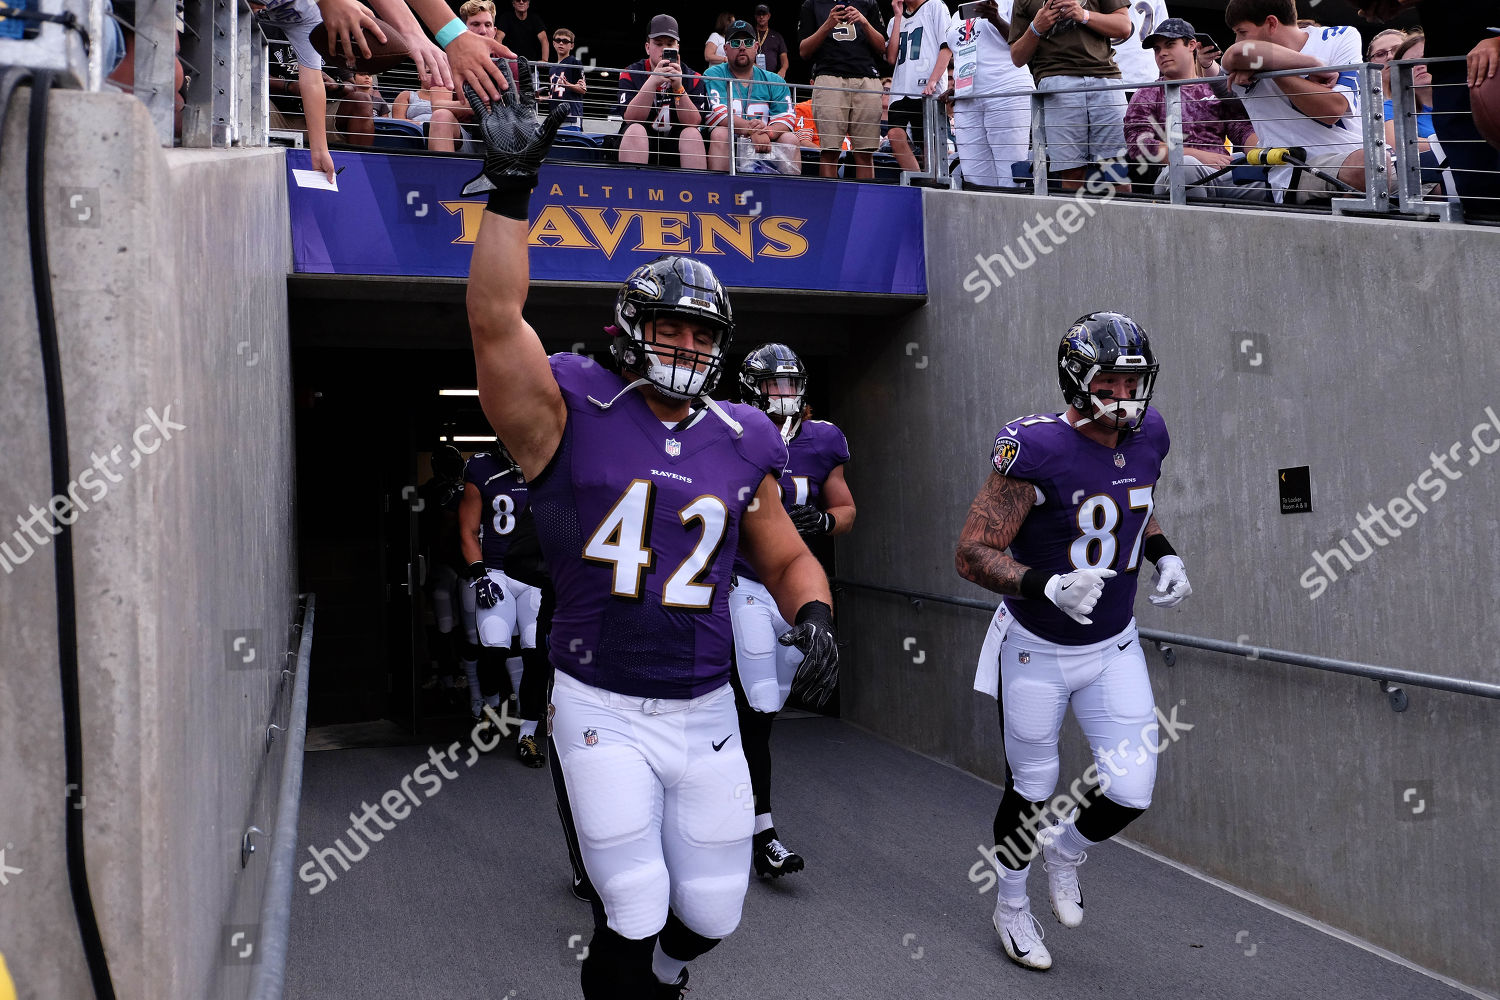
[
  {"x1": 1124, "y1": 87, "x2": 1163, "y2": 160},
  {"x1": 1219, "y1": 94, "x2": 1255, "y2": 148},
  {"x1": 991, "y1": 415, "x2": 1057, "y2": 481}
]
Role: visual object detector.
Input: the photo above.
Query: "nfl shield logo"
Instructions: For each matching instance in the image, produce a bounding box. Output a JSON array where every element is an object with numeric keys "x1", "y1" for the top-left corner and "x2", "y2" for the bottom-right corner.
[
  {"x1": 1114, "y1": 453, "x2": 1126, "y2": 468},
  {"x1": 1019, "y1": 651, "x2": 1030, "y2": 664},
  {"x1": 665, "y1": 438, "x2": 682, "y2": 457},
  {"x1": 584, "y1": 728, "x2": 598, "y2": 746}
]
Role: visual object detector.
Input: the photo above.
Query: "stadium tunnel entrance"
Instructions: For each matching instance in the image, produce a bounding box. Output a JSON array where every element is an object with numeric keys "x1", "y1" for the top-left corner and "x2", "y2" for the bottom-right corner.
[{"x1": 289, "y1": 274, "x2": 920, "y2": 740}]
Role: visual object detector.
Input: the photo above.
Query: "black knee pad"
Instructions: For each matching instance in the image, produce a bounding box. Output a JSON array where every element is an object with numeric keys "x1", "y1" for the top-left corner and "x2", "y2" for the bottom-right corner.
[
  {"x1": 580, "y1": 926, "x2": 657, "y2": 999},
  {"x1": 1075, "y1": 789, "x2": 1147, "y2": 843},
  {"x1": 992, "y1": 781, "x2": 1045, "y2": 870},
  {"x1": 657, "y1": 910, "x2": 720, "y2": 963}
]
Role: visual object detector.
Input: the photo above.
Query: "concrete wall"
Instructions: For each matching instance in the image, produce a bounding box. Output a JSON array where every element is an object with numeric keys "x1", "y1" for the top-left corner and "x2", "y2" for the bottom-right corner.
[
  {"x1": 833, "y1": 188, "x2": 1500, "y2": 996},
  {"x1": 0, "y1": 91, "x2": 295, "y2": 1000}
]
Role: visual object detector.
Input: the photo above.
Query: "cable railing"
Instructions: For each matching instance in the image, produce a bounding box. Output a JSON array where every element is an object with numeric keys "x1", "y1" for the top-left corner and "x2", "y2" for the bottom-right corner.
[{"x1": 833, "y1": 578, "x2": 1500, "y2": 713}]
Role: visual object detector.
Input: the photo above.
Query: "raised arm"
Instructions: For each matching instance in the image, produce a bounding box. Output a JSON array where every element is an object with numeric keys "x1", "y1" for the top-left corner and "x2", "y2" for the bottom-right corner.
[{"x1": 463, "y1": 67, "x2": 571, "y2": 480}]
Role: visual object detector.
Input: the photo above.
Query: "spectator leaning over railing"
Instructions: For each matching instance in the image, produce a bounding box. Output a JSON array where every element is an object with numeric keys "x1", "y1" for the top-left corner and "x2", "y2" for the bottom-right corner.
[
  {"x1": 1194, "y1": 31, "x2": 1223, "y2": 75},
  {"x1": 704, "y1": 19, "x2": 801, "y2": 172},
  {"x1": 460, "y1": 0, "x2": 494, "y2": 36},
  {"x1": 1110, "y1": 0, "x2": 1168, "y2": 89},
  {"x1": 1009, "y1": 0, "x2": 1134, "y2": 193},
  {"x1": 885, "y1": 0, "x2": 952, "y2": 172},
  {"x1": 1125, "y1": 17, "x2": 1264, "y2": 200},
  {"x1": 616, "y1": 14, "x2": 712, "y2": 170},
  {"x1": 753, "y1": 4, "x2": 791, "y2": 78},
  {"x1": 799, "y1": 0, "x2": 889, "y2": 179},
  {"x1": 927, "y1": 0, "x2": 1035, "y2": 188},
  {"x1": 496, "y1": 0, "x2": 547, "y2": 64},
  {"x1": 1359, "y1": 0, "x2": 1500, "y2": 219},
  {"x1": 253, "y1": 0, "x2": 341, "y2": 179},
  {"x1": 1220, "y1": 0, "x2": 1376, "y2": 204},
  {"x1": 547, "y1": 28, "x2": 586, "y2": 127}
]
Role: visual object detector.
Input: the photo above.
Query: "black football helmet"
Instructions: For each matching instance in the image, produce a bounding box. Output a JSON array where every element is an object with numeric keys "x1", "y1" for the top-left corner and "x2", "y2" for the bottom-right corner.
[
  {"x1": 611, "y1": 255, "x2": 734, "y2": 400},
  {"x1": 432, "y1": 444, "x2": 465, "y2": 481},
  {"x1": 1057, "y1": 312, "x2": 1159, "y2": 432},
  {"x1": 740, "y1": 343, "x2": 807, "y2": 411}
]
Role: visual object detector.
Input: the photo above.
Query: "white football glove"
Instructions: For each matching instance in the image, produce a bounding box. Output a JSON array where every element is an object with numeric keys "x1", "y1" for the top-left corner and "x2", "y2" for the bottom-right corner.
[
  {"x1": 1044, "y1": 567, "x2": 1116, "y2": 625},
  {"x1": 1147, "y1": 555, "x2": 1192, "y2": 608}
]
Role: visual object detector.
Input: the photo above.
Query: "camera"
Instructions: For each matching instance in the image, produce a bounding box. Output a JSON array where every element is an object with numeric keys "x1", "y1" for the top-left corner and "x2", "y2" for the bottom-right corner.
[{"x1": 957, "y1": 1, "x2": 985, "y2": 17}]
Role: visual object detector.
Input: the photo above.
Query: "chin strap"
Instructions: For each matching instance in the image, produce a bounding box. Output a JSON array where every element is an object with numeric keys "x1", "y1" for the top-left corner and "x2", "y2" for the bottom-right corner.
[
  {"x1": 586, "y1": 376, "x2": 654, "y2": 411},
  {"x1": 701, "y1": 396, "x2": 744, "y2": 436},
  {"x1": 778, "y1": 413, "x2": 801, "y2": 444}
]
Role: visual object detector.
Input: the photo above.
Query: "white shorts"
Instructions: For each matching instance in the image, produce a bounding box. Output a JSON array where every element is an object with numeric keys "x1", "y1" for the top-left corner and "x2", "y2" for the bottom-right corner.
[
  {"x1": 551, "y1": 670, "x2": 753, "y2": 940},
  {"x1": 954, "y1": 92, "x2": 1032, "y2": 188},
  {"x1": 999, "y1": 615, "x2": 1158, "y2": 809},
  {"x1": 728, "y1": 577, "x2": 803, "y2": 713},
  {"x1": 475, "y1": 569, "x2": 542, "y2": 649}
]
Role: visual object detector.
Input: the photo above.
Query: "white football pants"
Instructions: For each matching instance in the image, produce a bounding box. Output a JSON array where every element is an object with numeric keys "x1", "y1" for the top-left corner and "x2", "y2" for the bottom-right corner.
[
  {"x1": 728, "y1": 577, "x2": 803, "y2": 714},
  {"x1": 475, "y1": 569, "x2": 542, "y2": 649}
]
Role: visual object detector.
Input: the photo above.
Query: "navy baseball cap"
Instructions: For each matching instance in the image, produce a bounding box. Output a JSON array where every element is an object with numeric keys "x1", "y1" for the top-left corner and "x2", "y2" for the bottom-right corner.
[{"x1": 1142, "y1": 17, "x2": 1197, "y2": 48}]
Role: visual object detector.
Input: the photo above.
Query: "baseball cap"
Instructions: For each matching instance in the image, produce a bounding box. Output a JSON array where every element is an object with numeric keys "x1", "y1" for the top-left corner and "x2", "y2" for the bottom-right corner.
[
  {"x1": 727, "y1": 18, "x2": 755, "y2": 41},
  {"x1": 1194, "y1": 32, "x2": 1221, "y2": 50},
  {"x1": 1141, "y1": 16, "x2": 1196, "y2": 48},
  {"x1": 754, "y1": 3, "x2": 770, "y2": 13},
  {"x1": 648, "y1": 13, "x2": 680, "y2": 40}
]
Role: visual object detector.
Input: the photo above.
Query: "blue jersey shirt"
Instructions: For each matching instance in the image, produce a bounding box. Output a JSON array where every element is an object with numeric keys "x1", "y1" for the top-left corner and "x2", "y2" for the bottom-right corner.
[{"x1": 994, "y1": 409, "x2": 1170, "y2": 645}]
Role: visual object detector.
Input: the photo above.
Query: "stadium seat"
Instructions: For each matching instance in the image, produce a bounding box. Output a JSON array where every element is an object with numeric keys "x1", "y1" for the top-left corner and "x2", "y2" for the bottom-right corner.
[
  {"x1": 371, "y1": 117, "x2": 425, "y2": 152},
  {"x1": 546, "y1": 131, "x2": 604, "y2": 164}
]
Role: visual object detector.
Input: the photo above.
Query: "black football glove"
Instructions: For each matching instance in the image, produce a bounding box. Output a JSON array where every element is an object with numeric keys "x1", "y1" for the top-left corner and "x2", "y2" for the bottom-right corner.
[
  {"x1": 780, "y1": 600, "x2": 839, "y2": 708},
  {"x1": 467, "y1": 561, "x2": 503, "y2": 609},
  {"x1": 460, "y1": 57, "x2": 571, "y2": 197},
  {"x1": 787, "y1": 504, "x2": 833, "y2": 538}
]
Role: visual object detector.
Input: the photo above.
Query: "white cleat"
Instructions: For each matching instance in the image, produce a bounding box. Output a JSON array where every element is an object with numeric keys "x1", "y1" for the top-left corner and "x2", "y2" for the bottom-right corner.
[
  {"x1": 993, "y1": 899, "x2": 1052, "y2": 971},
  {"x1": 1038, "y1": 825, "x2": 1086, "y2": 929}
]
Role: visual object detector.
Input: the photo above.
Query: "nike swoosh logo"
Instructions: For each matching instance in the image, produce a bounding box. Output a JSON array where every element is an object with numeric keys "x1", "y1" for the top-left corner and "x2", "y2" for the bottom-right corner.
[
  {"x1": 1008, "y1": 932, "x2": 1029, "y2": 958},
  {"x1": 712, "y1": 735, "x2": 732, "y2": 752},
  {"x1": 1117, "y1": 641, "x2": 1132, "y2": 651},
  {"x1": 1060, "y1": 582, "x2": 1073, "y2": 591}
]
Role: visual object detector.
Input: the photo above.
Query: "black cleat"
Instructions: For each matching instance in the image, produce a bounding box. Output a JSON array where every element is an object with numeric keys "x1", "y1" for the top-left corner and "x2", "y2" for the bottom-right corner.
[
  {"x1": 517, "y1": 733, "x2": 546, "y2": 768},
  {"x1": 570, "y1": 871, "x2": 597, "y2": 902},
  {"x1": 753, "y1": 829, "x2": 804, "y2": 878},
  {"x1": 654, "y1": 969, "x2": 689, "y2": 998}
]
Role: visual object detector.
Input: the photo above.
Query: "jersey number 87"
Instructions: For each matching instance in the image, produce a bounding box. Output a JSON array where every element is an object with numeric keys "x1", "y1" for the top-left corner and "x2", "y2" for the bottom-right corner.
[{"x1": 1071, "y1": 485, "x2": 1154, "y2": 572}]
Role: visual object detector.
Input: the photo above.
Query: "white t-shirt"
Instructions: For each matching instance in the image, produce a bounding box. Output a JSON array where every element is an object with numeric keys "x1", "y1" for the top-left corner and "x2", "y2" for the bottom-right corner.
[
  {"x1": 1232, "y1": 24, "x2": 1363, "y2": 192},
  {"x1": 889, "y1": 0, "x2": 952, "y2": 97},
  {"x1": 947, "y1": 3, "x2": 1034, "y2": 99},
  {"x1": 707, "y1": 32, "x2": 726, "y2": 62},
  {"x1": 1111, "y1": 0, "x2": 1169, "y2": 86}
]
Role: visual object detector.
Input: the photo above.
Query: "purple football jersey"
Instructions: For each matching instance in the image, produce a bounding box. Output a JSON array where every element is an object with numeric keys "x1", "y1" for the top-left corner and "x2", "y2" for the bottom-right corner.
[
  {"x1": 530, "y1": 354, "x2": 788, "y2": 699},
  {"x1": 464, "y1": 452, "x2": 530, "y2": 568},
  {"x1": 994, "y1": 409, "x2": 1171, "y2": 645},
  {"x1": 735, "y1": 419, "x2": 849, "y2": 583}
]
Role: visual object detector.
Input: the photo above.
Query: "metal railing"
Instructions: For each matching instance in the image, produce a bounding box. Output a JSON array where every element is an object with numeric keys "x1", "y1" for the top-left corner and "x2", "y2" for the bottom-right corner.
[{"x1": 834, "y1": 578, "x2": 1500, "y2": 713}]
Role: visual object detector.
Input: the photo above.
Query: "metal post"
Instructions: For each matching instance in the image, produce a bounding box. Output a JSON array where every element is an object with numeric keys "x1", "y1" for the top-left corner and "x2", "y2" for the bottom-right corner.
[
  {"x1": 135, "y1": 0, "x2": 178, "y2": 144},
  {"x1": 212, "y1": 0, "x2": 237, "y2": 145},
  {"x1": 1030, "y1": 90, "x2": 1048, "y2": 197},
  {"x1": 1333, "y1": 63, "x2": 1389, "y2": 215},
  {"x1": 1390, "y1": 58, "x2": 1420, "y2": 212},
  {"x1": 180, "y1": 0, "x2": 214, "y2": 145},
  {"x1": 1163, "y1": 80, "x2": 1184, "y2": 205}
]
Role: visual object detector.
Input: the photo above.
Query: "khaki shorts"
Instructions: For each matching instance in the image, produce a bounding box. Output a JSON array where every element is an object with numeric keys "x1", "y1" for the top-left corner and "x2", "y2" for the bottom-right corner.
[
  {"x1": 811, "y1": 75, "x2": 882, "y2": 153},
  {"x1": 1292, "y1": 150, "x2": 1397, "y2": 203}
]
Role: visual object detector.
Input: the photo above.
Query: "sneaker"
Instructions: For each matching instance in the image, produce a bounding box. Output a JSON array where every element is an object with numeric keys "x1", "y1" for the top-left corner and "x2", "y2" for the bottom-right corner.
[
  {"x1": 993, "y1": 899, "x2": 1051, "y2": 970},
  {"x1": 472, "y1": 713, "x2": 499, "y2": 752},
  {"x1": 1038, "y1": 825, "x2": 1086, "y2": 928},
  {"x1": 752, "y1": 829, "x2": 804, "y2": 878},
  {"x1": 517, "y1": 733, "x2": 546, "y2": 768},
  {"x1": 654, "y1": 968, "x2": 689, "y2": 998},
  {"x1": 570, "y1": 871, "x2": 597, "y2": 902}
]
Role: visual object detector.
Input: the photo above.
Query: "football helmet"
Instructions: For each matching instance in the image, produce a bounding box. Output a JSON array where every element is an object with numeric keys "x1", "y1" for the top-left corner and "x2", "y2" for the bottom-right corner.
[
  {"x1": 739, "y1": 343, "x2": 808, "y2": 418},
  {"x1": 1057, "y1": 312, "x2": 1159, "y2": 432},
  {"x1": 611, "y1": 255, "x2": 734, "y2": 400},
  {"x1": 432, "y1": 444, "x2": 465, "y2": 481}
]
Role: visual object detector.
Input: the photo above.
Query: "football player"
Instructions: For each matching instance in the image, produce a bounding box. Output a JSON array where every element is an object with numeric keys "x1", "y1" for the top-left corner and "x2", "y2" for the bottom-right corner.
[
  {"x1": 956, "y1": 312, "x2": 1193, "y2": 971},
  {"x1": 462, "y1": 61, "x2": 839, "y2": 998},
  {"x1": 730, "y1": 344, "x2": 856, "y2": 878},
  {"x1": 458, "y1": 443, "x2": 548, "y2": 764}
]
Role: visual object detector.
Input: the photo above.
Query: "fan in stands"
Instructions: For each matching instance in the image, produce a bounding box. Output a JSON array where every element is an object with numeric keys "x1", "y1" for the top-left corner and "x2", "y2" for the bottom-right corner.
[{"x1": 311, "y1": 18, "x2": 409, "y2": 72}]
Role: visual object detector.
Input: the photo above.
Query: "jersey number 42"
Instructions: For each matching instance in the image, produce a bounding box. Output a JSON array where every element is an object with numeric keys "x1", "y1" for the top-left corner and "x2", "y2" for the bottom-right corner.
[{"x1": 583, "y1": 480, "x2": 729, "y2": 609}]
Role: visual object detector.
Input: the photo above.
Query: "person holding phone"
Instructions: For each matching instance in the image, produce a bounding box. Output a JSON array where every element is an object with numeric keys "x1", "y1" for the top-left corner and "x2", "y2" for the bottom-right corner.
[
  {"x1": 616, "y1": 14, "x2": 713, "y2": 170},
  {"x1": 1008, "y1": 0, "x2": 1133, "y2": 192},
  {"x1": 799, "y1": 0, "x2": 888, "y2": 178}
]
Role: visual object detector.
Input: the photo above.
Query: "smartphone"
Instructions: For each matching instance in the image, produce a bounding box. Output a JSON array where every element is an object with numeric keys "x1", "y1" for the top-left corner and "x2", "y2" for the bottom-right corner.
[
  {"x1": 957, "y1": 1, "x2": 984, "y2": 17},
  {"x1": 661, "y1": 47, "x2": 679, "y2": 64}
]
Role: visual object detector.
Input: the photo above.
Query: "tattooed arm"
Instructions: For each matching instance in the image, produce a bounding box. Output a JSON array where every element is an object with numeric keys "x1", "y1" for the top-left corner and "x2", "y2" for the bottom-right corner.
[
  {"x1": 955, "y1": 472, "x2": 1036, "y2": 596},
  {"x1": 1143, "y1": 515, "x2": 1163, "y2": 541}
]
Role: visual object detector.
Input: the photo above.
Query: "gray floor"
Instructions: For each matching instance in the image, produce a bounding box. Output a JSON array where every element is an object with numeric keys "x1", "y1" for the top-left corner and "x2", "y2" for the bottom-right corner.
[{"x1": 286, "y1": 716, "x2": 1469, "y2": 1000}]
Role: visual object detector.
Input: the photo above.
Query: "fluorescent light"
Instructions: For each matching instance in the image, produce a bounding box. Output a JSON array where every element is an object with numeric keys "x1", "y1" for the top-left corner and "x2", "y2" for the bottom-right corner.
[
  {"x1": 438, "y1": 388, "x2": 479, "y2": 396},
  {"x1": 452, "y1": 435, "x2": 497, "y2": 443}
]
